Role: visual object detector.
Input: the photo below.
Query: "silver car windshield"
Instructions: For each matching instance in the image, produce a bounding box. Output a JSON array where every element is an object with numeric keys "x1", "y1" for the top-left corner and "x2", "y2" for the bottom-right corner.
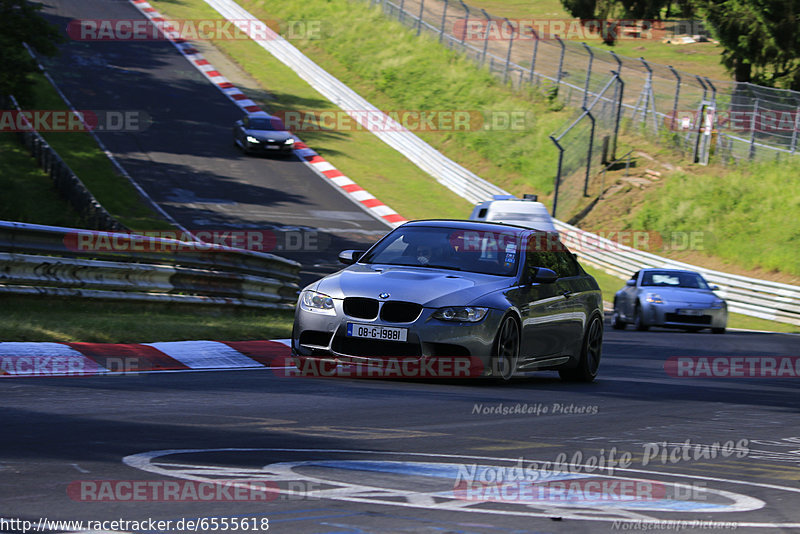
[
  {"x1": 641, "y1": 271, "x2": 710, "y2": 289},
  {"x1": 360, "y1": 226, "x2": 522, "y2": 276}
]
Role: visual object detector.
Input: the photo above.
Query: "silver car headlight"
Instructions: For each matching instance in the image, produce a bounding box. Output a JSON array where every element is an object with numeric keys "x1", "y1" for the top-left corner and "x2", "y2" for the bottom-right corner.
[
  {"x1": 246, "y1": 135, "x2": 259, "y2": 144},
  {"x1": 300, "y1": 290, "x2": 335, "y2": 314},
  {"x1": 432, "y1": 306, "x2": 488, "y2": 322},
  {"x1": 645, "y1": 293, "x2": 664, "y2": 304},
  {"x1": 284, "y1": 138, "x2": 295, "y2": 144},
  {"x1": 711, "y1": 298, "x2": 725, "y2": 309}
]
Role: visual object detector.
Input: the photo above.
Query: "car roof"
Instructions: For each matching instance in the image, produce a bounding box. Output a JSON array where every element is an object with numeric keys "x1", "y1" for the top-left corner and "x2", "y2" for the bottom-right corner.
[
  {"x1": 639, "y1": 268, "x2": 703, "y2": 275},
  {"x1": 399, "y1": 219, "x2": 539, "y2": 233}
]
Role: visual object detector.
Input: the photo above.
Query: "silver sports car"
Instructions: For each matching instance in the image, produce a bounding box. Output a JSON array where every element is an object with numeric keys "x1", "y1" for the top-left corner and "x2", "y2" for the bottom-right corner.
[
  {"x1": 291, "y1": 220, "x2": 604, "y2": 381},
  {"x1": 612, "y1": 268, "x2": 727, "y2": 333}
]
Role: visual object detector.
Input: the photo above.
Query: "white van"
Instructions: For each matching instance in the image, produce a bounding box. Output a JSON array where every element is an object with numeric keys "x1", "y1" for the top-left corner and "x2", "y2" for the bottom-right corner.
[{"x1": 468, "y1": 194, "x2": 557, "y2": 233}]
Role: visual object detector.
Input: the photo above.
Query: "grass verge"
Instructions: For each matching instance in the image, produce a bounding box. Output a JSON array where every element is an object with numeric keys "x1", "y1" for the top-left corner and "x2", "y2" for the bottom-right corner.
[
  {"x1": 26, "y1": 73, "x2": 174, "y2": 231},
  {"x1": 0, "y1": 297, "x2": 294, "y2": 343},
  {"x1": 0, "y1": 132, "x2": 84, "y2": 227}
]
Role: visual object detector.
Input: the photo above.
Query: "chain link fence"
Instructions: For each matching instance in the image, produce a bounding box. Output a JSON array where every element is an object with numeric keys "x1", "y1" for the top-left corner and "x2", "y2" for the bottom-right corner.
[{"x1": 368, "y1": 0, "x2": 800, "y2": 217}]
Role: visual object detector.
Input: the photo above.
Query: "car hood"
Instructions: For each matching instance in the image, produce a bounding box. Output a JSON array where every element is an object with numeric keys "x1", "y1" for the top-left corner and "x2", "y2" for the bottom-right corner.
[
  {"x1": 244, "y1": 129, "x2": 293, "y2": 142},
  {"x1": 642, "y1": 287, "x2": 720, "y2": 306},
  {"x1": 313, "y1": 264, "x2": 514, "y2": 307}
]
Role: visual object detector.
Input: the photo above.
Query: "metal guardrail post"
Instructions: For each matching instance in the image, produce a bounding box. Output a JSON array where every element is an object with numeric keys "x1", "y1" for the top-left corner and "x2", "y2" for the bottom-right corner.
[
  {"x1": 639, "y1": 57, "x2": 657, "y2": 134},
  {"x1": 528, "y1": 27, "x2": 539, "y2": 84},
  {"x1": 438, "y1": 0, "x2": 448, "y2": 42},
  {"x1": 693, "y1": 75, "x2": 708, "y2": 163},
  {"x1": 399, "y1": 0, "x2": 405, "y2": 23},
  {"x1": 584, "y1": 107, "x2": 596, "y2": 197},
  {"x1": 416, "y1": 0, "x2": 425, "y2": 36},
  {"x1": 668, "y1": 65, "x2": 681, "y2": 133},
  {"x1": 612, "y1": 73, "x2": 624, "y2": 161},
  {"x1": 458, "y1": 0, "x2": 470, "y2": 46},
  {"x1": 503, "y1": 17, "x2": 514, "y2": 84},
  {"x1": 749, "y1": 98, "x2": 760, "y2": 160},
  {"x1": 480, "y1": 9, "x2": 490, "y2": 67},
  {"x1": 791, "y1": 105, "x2": 800, "y2": 154},
  {"x1": 581, "y1": 43, "x2": 594, "y2": 109},
  {"x1": 555, "y1": 35, "x2": 565, "y2": 94},
  {"x1": 549, "y1": 136, "x2": 564, "y2": 218},
  {"x1": 704, "y1": 77, "x2": 717, "y2": 160}
]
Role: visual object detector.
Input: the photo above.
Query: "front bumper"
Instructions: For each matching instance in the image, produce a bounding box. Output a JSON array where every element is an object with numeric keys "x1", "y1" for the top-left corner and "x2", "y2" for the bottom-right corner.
[
  {"x1": 292, "y1": 304, "x2": 507, "y2": 378},
  {"x1": 641, "y1": 302, "x2": 727, "y2": 329}
]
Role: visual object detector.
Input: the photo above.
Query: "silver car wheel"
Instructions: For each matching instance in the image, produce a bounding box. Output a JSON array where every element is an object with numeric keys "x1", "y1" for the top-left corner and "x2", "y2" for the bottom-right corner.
[
  {"x1": 494, "y1": 316, "x2": 519, "y2": 381},
  {"x1": 634, "y1": 303, "x2": 649, "y2": 331}
]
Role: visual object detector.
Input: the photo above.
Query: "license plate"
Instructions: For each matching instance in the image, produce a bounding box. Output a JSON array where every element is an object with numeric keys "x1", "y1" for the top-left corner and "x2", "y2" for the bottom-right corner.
[
  {"x1": 264, "y1": 145, "x2": 280, "y2": 150},
  {"x1": 677, "y1": 309, "x2": 703, "y2": 316},
  {"x1": 347, "y1": 323, "x2": 408, "y2": 342}
]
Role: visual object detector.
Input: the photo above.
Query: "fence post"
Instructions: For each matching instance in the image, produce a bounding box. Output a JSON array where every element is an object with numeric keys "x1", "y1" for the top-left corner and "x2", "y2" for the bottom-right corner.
[
  {"x1": 584, "y1": 107, "x2": 596, "y2": 197},
  {"x1": 480, "y1": 9, "x2": 491, "y2": 67},
  {"x1": 399, "y1": 0, "x2": 405, "y2": 23},
  {"x1": 458, "y1": 0, "x2": 470, "y2": 45},
  {"x1": 639, "y1": 57, "x2": 657, "y2": 135},
  {"x1": 439, "y1": 0, "x2": 448, "y2": 42},
  {"x1": 704, "y1": 77, "x2": 717, "y2": 160},
  {"x1": 749, "y1": 98, "x2": 760, "y2": 160},
  {"x1": 612, "y1": 73, "x2": 624, "y2": 161},
  {"x1": 791, "y1": 105, "x2": 800, "y2": 154},
  {"x1": 503, "y1": 17, "x2": 514, "y2": 84},
  {"x1": 668, "y1": 65, "x2": 681, "y2": 132},
  {"x1": 528, "y1": 27, "x2": 539, "y2": 84},
  {"x1": 693, "y1": 76, "x2": 708, "y2": 163},
  {"x1": 581, "y1": 43, "x2": 594, "y2": 108},
  {"x1": 549, "y1": 135, "x2": 564, "y2": 218},
  {"x1": 416, "y1": 0, "x2": 425, "y2": 36},
  {"x1": 555, "y1": 35, "x2": 565, "y2": 94}
]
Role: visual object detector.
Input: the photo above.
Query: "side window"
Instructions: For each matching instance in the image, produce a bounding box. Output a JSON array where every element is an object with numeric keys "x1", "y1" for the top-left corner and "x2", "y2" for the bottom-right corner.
[{"x1": 554, "y1": 251, "x2": 580, "y2": 277}]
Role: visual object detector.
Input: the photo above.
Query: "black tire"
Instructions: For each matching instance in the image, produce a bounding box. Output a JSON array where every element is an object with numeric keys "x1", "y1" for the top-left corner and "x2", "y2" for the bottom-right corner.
[
  {"x1": 492, "y1": 315, "x2": 520, "y2": 381},
  {"x1": 560, "y1": 315, "x2": 603, "y2": 382},
  {"x1": 634, "y1": 303, "x2": 649, "y2": 331},
  {"x1": 711, "y1": 327, "x2": 726, "y2": 334},
  {"x1": 612, "y1": 306, "x2": 626, "y2": 330}
]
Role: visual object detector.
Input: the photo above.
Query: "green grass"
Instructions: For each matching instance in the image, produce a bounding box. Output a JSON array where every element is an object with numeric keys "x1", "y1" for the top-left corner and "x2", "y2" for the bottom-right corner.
[
  {"x1": 27, "y1": 74, "x2": 174, "y2": 231},
  {"x1": 0, "y1": 133, "x2": 85, "y2": 227},
  {"x1": 631, "y1": 160, "x2": 800, "y2": 276},
  {"x1": 581, "y1": 264, "x2": 800, "y2": 334},
  {"x1": 0, "y1": 296, "x2": 294, "y2": 343}
]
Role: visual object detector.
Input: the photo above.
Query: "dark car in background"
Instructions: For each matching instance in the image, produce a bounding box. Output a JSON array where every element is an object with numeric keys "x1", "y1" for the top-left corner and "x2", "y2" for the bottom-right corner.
[
  {"x1": 292, "y1": 220, "x2": 604, "y2": 382},
  {"x1": 612, "y1": 268, "x2": 727, "y2": 333},
  {"x1": 233, "y1": 113, "x2": 295, "y2": 155}
]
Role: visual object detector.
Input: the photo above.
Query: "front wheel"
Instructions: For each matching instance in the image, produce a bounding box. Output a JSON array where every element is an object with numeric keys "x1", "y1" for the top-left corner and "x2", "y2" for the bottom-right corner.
[
  {"x1": 634, "y1": 304, "x2": 649, "y2": 331},
  {"x1": 492, "y1": 315, "x2": 520, "y2": 381},
  {"x1": 711, "y1": 327, "x2": 726, "y2": 334},
  {"x1": 560, "y1": 315, "x2": 603, "y2": 382},
  {"x1": 612, "y1": 307, "x2": 626, "y2": 330}
]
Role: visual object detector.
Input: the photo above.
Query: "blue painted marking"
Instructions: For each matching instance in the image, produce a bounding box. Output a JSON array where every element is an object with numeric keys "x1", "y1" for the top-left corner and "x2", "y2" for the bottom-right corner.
[{"x1": 346, "y1": 323, "x2": 353, "y2": 336}]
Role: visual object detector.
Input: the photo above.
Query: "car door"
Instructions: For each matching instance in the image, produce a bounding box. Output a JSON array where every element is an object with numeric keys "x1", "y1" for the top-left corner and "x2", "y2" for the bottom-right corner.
[
  {"x1": 515, "y1": 244, "x2": 571, "y2": 361},
  {"x1": 618, "y1": 271, "x2": 640, "y2": 320}
]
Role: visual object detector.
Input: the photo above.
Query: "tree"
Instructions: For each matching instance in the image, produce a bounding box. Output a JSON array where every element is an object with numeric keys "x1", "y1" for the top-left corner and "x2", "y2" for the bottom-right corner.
[
  {"x1": 560, "y1": 0, "x2": 599, "y2": 19},
  {"x1": 0, "y1": 0, "x2": 63, "y2": 104},
  {"x1": 699, "y1": 0, "x2": 800, "y2": 89}
]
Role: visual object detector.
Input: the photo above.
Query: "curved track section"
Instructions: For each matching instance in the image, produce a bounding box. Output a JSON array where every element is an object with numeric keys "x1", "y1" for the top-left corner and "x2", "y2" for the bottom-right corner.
[{"x1": 38, "y1": 0, "x2": 391, "y2": 284}]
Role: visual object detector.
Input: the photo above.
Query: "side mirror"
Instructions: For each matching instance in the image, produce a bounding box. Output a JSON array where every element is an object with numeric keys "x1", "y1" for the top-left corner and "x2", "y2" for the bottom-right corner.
[
  {"x1": 531, "y1": 267, "x2": 558, "y2": 284},
  {"x1": 338, "y1": 250, "x2": 365, "y2": 265},
  {"x1": 710, "y1": 284, "x2": 720, "y2": 291},
  {"x1": 626, "y1": 279, "x2": 636, "y2": 287},
  {"x1": 235, "y1": 120, "x2": 243, "y2": 126}
]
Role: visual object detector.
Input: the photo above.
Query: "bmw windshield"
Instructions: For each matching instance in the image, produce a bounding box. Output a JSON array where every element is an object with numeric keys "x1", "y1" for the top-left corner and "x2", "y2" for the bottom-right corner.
[{"x1": 358, "y1": 226, "x2": 524, "y2": 276}]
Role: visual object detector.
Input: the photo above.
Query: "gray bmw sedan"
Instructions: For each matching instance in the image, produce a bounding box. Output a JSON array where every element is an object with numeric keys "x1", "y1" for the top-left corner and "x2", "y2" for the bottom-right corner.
[{"x1": 292, "y1": 220, "x2": 603, "y2": 381}]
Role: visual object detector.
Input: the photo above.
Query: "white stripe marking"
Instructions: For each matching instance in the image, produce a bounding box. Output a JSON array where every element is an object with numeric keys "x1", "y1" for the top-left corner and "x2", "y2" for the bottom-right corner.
[{"x1": 145, "y1": 341, "x2": 259, "y2": 369}]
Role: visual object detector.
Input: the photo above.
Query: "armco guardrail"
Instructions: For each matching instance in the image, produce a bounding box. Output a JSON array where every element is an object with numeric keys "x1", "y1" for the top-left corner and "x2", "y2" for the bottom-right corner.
[
  {"x1": 554, "y1": 219, "x2": 800, "y2": 326},
  {"x1": 202, "y1": 0, "x2": 800, "y2": 326},
  {"x1": 0, "y1": 221, "x2": 301, "y2": 309}
]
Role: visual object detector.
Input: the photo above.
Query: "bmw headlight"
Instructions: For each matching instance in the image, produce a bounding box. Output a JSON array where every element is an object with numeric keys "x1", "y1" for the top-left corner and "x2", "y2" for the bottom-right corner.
[
  {"x1": 300, "y1": 290, "x2": 335, "y2": 314},
  {"x1": 432, "y1": 307, "x2": 488, "y2": 322},
  {"x1": 645, "y1": 293, "x2": 664, "y2": 304},
  {"x1": 246, "y1": 135, "x2": 259, "y2": 144},
  {"x1": 711, "y1": 298, "x2": 725, "y2": 309},
  {"x1": 284, "y1": 138, "x2": 295, "y2": 144}
]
